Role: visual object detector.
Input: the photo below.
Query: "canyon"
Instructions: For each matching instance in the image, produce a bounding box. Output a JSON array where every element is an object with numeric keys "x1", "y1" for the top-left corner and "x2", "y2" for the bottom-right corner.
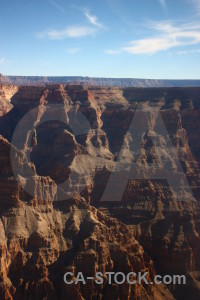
[
  {"x1": 0, "y1": 85, "x2": 18, "y2": 116},
  {"x1": 0, "y1": 84, "x2": 200, "y2": 299}
]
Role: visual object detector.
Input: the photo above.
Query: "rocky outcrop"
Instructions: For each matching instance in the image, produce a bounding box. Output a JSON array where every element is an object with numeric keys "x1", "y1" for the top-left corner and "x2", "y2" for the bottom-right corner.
[
  {"x1": 1, "y1": 85, "x2": 200, "y2": 299},
  {"x1": 0, "y1": 85, "x2": 18, "y2": 116},
  {"x1": 0, "y1": 135, "x2": 156, "y2": 300}
]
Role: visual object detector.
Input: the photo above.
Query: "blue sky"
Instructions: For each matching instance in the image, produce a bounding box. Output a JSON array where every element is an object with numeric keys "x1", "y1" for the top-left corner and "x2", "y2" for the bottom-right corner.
[{"x1": 0, "y1": 0, "x2": 200, "y2": 79}]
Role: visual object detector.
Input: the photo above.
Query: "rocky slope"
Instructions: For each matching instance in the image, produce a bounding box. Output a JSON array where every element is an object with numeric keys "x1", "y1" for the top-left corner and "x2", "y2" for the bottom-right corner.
[
  {"x1": 0, "y1": 135, "x2": 156, "y2": 300},
  {"x1": 0, "y1": 85, "x2": 200, "y2": 299},
  {"x1": 0, "y1": 85, "x2": 18, "y2": 116}
]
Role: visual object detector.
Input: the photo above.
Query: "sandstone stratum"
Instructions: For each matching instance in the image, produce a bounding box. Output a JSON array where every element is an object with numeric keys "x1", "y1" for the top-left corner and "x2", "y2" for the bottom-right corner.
[{"x1": 0, "y1": 84, "x2": 200, "y2": 299}]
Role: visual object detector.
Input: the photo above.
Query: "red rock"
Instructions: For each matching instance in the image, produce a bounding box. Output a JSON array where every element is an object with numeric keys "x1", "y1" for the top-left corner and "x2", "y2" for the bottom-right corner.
[{"x1": 1, "y1": 85, "x2": 200, "y2": 299}]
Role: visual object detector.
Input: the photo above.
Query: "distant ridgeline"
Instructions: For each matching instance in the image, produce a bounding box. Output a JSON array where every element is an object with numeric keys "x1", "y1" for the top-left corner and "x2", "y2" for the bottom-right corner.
[{"x1": 1, "y1": 73, "x2": 200, "y2": 87}]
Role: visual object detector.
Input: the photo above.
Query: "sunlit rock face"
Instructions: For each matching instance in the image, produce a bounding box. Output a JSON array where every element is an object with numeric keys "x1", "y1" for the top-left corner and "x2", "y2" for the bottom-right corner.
[
  {"x1": 0, "y1": 85, "x2": 18, "y2": 116},
  {"x1": 0, "y1": 85, "x2": 200, "y2": 299}
]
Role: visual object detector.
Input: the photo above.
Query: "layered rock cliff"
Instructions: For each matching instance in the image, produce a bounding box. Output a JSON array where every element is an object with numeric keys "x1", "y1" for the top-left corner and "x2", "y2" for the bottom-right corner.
[
  {"x1": 0, "y1": 135, "x2": 156, "y2": 300},
  {"x1": 0, "y1": 85, "x2": 200, "y2": 299},
  {"x1": 0, "y1": 85, "x2": 18, "y2": 116}
]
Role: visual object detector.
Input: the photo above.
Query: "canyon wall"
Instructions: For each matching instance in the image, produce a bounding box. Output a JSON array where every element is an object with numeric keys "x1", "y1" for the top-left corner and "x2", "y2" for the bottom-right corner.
[
  {"x1": 0, "y1": 85, "x2": 200, "y2": 299},
  {"x1": 0, "y1": 85, "x2": 18, "y2": 116},
  {"x1": 0, "y1": 134, "x2": 157, "y2": 300}
]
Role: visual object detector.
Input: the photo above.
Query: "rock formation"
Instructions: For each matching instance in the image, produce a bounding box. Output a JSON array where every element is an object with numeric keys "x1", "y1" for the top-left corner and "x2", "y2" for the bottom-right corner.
[
  {"x1": 0, "y1": 84, "x2": 200, "y2": 299},
  {"x1": 0, "y1": 85, "x2": 18, "y2": 116},
  {"x1": 0, "y1": 135, "x2": 156, "y2": 300}
]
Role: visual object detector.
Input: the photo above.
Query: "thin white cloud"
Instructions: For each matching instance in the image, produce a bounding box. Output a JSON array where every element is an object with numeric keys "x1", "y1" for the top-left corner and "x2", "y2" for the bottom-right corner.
[
  {"x1": 36, "y1": 26, "x2": 96, "y2": 40},
  {"x1": 84, "y1": 9, "x2": 103, "y2": 28},
  {"x1": 48, "y1": 0, "x2": 65, "y2": 13},
  {"x1": 177, "y1": 49, "x2": 200, "y2": 54},
  {"x1": 106, "y1": 21, "x2": 200, "y2": 55},
  {"x1": 0, "y1": 57, "x2": 5, "y2": 64},
  {"x1": 66, "y1": 47, "x2": 81, "y2": 54},
  {"x1": 123, "y1": 38, "x2": 177, "y2": 54}
]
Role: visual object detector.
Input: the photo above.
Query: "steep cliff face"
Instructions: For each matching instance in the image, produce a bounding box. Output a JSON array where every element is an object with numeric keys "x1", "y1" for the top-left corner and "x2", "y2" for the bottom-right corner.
[
  {"x1": 0, "y1": 135, "x2": 156, "y2": 300},
  {"x1": 0, "y1": 85, "x2": 200, "y2": 299},
  {"x1": 0, "y1": 85, "x2": 18, "y2": 116}
]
